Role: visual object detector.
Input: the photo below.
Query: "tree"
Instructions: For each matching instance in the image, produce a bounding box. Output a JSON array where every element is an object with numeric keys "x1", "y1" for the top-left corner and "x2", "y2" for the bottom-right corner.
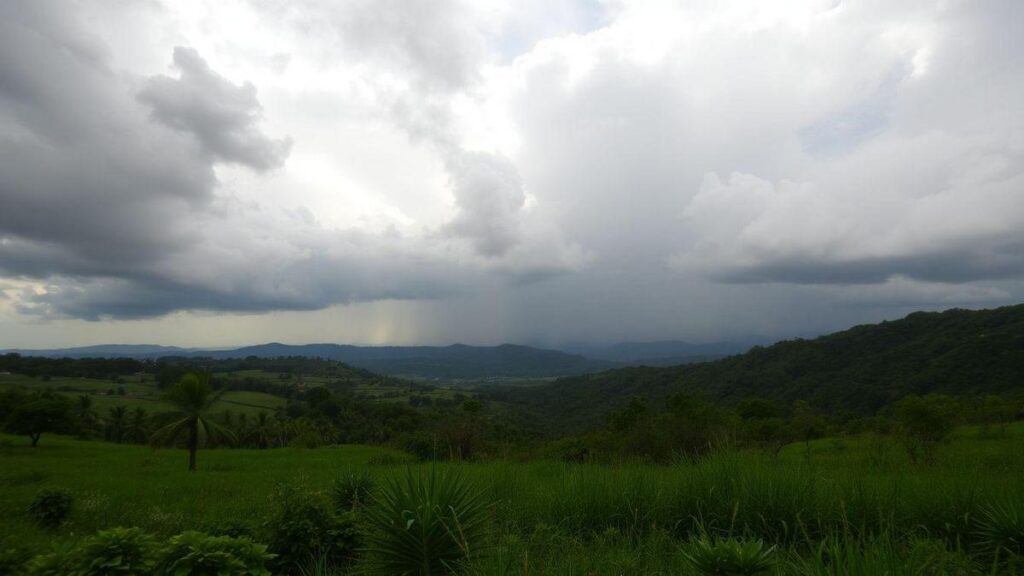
[
  {"x1": 150, "y1": 373, "x2": 235, "y2": 471},
  {"x1": 5, "y1": 396, "x2": 75, "y2": 446},
  {"x1": 106, "y1": 406, "x2": 128, "y2": 443},
  {"x1": 893, "y1": 394, "x2": 957, "y2": 464},
  {"x1": 791, "y1": 400, "x2": 827, "y2": 459},
  {"x1": 74, "y1": 395, "x2": 98, "y2": 426},
  {"x1": 128, "y1": 408, "x2": 149, "y2": 444}
]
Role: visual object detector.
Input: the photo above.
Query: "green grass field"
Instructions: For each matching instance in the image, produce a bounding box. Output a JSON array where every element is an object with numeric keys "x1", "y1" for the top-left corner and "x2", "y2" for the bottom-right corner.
[
  {"x1": 2, "y1": 423, "x2": 1022, "y2": 574},
  {"x1": 0, "y1": 373, "x2": 290, "y2": 418}
]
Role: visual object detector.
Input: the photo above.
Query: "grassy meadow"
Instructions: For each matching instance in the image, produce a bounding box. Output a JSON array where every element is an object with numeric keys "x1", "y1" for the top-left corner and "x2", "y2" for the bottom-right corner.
[{"x1": 2, "y1": 422, "x2": 1022, "y2": 574}]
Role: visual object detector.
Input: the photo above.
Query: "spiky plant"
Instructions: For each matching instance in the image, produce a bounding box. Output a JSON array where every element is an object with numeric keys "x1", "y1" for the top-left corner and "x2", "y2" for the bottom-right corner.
[
  {"x1": 681, "y1": 536, "x2": 776, "y2": 576},
  {"x1": 975, "y1": 501, "x2": 1023, "y2": 559},
  {"x1": 363, "y1": 468, "x2": 489, "y2": 575},
  {"x1": 150, "y1": 373, "x2": 235, "y2": 471}
]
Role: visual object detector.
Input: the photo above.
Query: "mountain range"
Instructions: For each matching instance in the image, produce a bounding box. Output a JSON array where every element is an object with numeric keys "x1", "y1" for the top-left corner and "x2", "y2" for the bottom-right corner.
[
  {"x1": 488, "y1": 304, "x2": 1024, "y2": 431},
  {"x1": 1, "y1": 339, "x2": 754, "y2": 379}
]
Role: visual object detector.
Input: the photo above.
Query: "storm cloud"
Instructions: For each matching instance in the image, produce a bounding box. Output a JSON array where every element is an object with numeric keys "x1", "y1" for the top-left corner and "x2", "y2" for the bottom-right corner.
[{"x1": 0, "y1": 0, "x2": 1022, "y2": 347}]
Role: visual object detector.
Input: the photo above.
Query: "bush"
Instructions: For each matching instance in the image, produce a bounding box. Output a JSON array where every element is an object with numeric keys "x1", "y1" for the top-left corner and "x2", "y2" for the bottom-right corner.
[
  {"x1": 332, "y1": 471, "x2": 375, "y2": 511},
  {"x1": 200, "y1": 519, "x2": 257, "y2": 540},
  {"x1": 264, "y1": 488, "x2": 360, "y2": 571},
  {"x1": 681, "y1": 537, "x2": 776, "y2": 576},
  {"x1": 363, "y1": 467, "x2": 489, "y2": 575},
  {"x1": 159, "y1": 530, "x2": 273, "y2": 575},
  {"x1": 0, "y1": 547, "x2": 31, "y2": 575},
  {"x1": 74, "y1": 527, "x2": 157, "y2": 575},
  {"x1": 24, "y1": 545, "x2": 80, "y2": 576},
  {"x1": 28, "y1": 488, "x2": 72, "y2": 529}
]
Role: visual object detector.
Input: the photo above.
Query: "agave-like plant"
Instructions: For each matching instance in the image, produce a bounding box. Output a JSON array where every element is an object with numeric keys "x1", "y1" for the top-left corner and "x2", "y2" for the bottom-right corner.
[
  {"x1": 363, "y1": 467, "x2": 489, "y2": 575},
  {"x1": 974, "y1": 501, "x2": 1023, "y2": 559},
  {"x1": 682, "y1": 536, "x2": 776, "y2": 576},
  {"x1": 150, "y1": 373, "x2": 235, "y2": 471}
]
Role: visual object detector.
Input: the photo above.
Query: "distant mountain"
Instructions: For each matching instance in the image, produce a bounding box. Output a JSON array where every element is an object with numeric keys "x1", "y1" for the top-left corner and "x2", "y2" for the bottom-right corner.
[
  {"x1": 490, "y1": 304, "x2": 1024, "y2": 432},
  {"x1": 2, "y1": 344, "x2": 195, "y2": 358},
  {"x1": 559, "y1": 340, "x2": 754, "y2": 365},
  {"x1": 193, "y1": 343, "x2": 618, "y2": 379},
  {"x1": 3, "y1": 342, "x2": 618, "y2": 379}
]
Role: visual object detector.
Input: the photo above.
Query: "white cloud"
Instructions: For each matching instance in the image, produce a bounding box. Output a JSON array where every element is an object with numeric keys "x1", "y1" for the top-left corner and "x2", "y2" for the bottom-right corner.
[{"x1": 1, "y1": 0, "x2": 1022, "y2": 346}]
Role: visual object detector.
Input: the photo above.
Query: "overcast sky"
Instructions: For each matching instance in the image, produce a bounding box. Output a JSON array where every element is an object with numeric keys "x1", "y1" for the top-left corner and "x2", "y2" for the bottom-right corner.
[{"x1": 1, "y1": 0, "x2": 1022, "y2": 348}]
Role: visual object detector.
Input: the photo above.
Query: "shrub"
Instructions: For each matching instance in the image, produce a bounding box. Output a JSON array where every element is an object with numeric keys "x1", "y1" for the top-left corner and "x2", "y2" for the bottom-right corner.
[
  {"x1": 363, "y1": 467, "x2": 489, "y2": 575},
  {"x1": 28, "y1": 488, "x2": 72, "y2": 529},
  {"x1": 265, "y1": 488, "x2": 360, "y2": 571},
  {"x1": 24, "y1": 545, "x2": 80, "y2": 576},
  {"x1": 0, "y1": 548, "x2": 31, "y2": 575},
  {"x1": 681, "y1": 537, "x2": 776, "y2": 576},
  {"x1": 332, "y1": 471, "x2": 375, "y2": 511},
  {"x1": 159, "y1": 530, "x2": 273, "y2": 575},
  {"x1": 76, "y1": 527, "x2": 157, "y2": 575},
  {"x1": 200, "y1": 519, "x2": 257, "y2": 540}
]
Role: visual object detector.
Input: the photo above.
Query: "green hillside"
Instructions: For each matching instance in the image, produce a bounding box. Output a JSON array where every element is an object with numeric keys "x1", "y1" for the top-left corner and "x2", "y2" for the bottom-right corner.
[{"x1": 490, "y1": 304, "x2": 1024, "y2": 431}]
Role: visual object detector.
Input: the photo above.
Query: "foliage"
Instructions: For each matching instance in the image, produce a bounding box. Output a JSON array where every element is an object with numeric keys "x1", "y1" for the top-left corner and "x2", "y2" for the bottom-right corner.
[
  {"x1": 332, "y1": 471, "x2": 375, "y2": 511},
  {"x1": 974, "y1": 500, "x2": 1023, "y2": 559},
  {"x1": 363, "y1": 467, "x2": 490, "y2": 575},
  {"x1": 75, "y1": 527, "x2": 158, "y2": 575},
  {"x1": 489, "y1": 304, "x2": 1024, "y2": 431},
  {"x1": 4, "y1": 396, "x2": 75, "y2": 447},
  {"x1": 892, "y1": 394, "x2": 958, "y2": 463},
  {"x1": 150, "y1": 373, "x2": 236, "y2": 471},
  {"x1": 28, "y1": 488, "x2": 73, "y2": 529},
  {"x1": 0, "y1": 547, "x2": 31, "y2": 575},
  {"x1": 264, "y1": 486, "x2": 360, "y2": 572},
  {"x1": 159, "y1": 530, "x2": 273, "y2": 575},
  {"x1": 681, "y1": 537, "x2": 776, "y2": 576},
  {"x1": 24, "y1": 544, "x2": 81, "y2": 576}
]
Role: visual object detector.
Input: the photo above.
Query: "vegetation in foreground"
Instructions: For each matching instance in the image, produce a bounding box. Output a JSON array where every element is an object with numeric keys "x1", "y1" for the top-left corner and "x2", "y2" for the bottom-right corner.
[{"x1": 1, "y1": 422, "x2": 1022, "y2": 575}]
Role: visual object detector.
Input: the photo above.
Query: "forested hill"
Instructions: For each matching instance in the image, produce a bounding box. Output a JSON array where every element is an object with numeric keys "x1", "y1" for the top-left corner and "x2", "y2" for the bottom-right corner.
[{"x1": 489, "y1": 304, "x2": 1024, "y2": 431}]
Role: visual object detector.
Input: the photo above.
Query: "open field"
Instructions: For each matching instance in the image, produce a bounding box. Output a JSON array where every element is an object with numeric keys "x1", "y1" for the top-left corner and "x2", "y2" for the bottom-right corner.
[{"x1": 2, "y1": 422, "x2": 1022, "y2": 574}]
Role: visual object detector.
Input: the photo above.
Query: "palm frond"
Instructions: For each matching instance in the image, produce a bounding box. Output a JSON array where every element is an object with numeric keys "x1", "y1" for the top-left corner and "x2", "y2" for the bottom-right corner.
[{"x1": 149, "y1": 416, "x2": 192, "y2": 448}]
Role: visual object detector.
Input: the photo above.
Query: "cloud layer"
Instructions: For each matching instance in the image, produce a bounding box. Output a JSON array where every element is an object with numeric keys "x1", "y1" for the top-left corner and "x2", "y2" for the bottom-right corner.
[{"x1": 0, "y1": 0, "x2": 1022, "y2": 345}]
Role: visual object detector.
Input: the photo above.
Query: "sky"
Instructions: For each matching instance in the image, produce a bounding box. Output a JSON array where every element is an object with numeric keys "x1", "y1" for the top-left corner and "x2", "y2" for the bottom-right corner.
[{"x1": 1, "y1": 0, "x2": 1022, "y2": 349}]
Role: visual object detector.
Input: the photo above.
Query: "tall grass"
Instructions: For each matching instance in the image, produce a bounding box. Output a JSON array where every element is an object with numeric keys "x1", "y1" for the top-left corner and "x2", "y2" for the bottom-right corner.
[{"x1": 1, "y1": 424, "x2": 1022, "y2": 573}]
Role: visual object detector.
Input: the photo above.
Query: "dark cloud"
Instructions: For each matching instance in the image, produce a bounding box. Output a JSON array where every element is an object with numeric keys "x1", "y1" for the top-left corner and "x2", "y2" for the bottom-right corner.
[
  {"x1": 138, "y1": 47, "x2": 291, "y2": 171},
  {"x1": 710, "y1": 241, "x2": 1024, "y2": 286},
  {"x1": 0, "y1": 2, "x2": 469, "y2": 320}
]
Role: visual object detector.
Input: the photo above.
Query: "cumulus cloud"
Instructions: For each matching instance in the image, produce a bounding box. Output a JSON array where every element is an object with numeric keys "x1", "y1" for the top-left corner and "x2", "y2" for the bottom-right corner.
[
  {"x1": 138, "y1": 47, "x2": 292, "y2": 171},
  {"x1": 1, "y1": 0, "x2": 1023, "y2": 343},
  {"x1": 442, "y1": 151, "x2": 525, "y2": 257}
]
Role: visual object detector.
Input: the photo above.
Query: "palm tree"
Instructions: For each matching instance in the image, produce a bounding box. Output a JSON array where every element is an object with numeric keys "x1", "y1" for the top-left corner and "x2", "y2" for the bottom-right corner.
[
  {"x1": 128, "y1": 407, "x2": 149, "y2": 444},
  {"x1": 150, "y1": 373, "x2": 235, "y2": 471},
  {"x1": 74, "y1": 395, "x2": 98, "y2": 425},
  {"x1": 106, "y1": 406, "x2": 128, "y2": 443}
]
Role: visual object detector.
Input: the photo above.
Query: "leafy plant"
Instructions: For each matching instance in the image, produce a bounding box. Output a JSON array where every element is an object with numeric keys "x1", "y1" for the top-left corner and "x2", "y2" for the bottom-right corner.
[
  {"x1": 28, "y1": 488, "x2": 72, "y2": 529},
  {"x1": 681, "y1": 537, "x2": 776, "y2": 576},
  {"x1": 159, "y1": 530, "x2": 273, "y2": 575},
  {"x1": 265, "y1": 487, "x2": 360, "y2": 572},
  {"x1": 200, "y1": 518, "x2": 257, "y2": 540},
  {"x1": 363, "y1": 467, "x2": 490, "y2": 575},
  {"x1": 24, "y1": 544, "x2": 81, "y2": 576},
  {"x1": 76, "y1": 527, "x2": 157, "y2": 575},
  {"x1": 0, "y1": 547, "x2": 31, "y2": 575},
  {"x1": 332, "y1": 471, "x2": 375, "y2": 511}
]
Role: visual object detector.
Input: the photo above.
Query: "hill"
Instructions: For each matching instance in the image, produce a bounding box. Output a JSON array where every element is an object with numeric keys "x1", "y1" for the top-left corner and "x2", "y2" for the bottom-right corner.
[
  {"x1": 557, "y1": 340, "x2": 754, "y2": 366},
  {"x1": 4, "y1": 343, "x2": 617, "y2": 379},
  {"x1": 489, "y1": 304, "x2": 1024, "y2": 431}
]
